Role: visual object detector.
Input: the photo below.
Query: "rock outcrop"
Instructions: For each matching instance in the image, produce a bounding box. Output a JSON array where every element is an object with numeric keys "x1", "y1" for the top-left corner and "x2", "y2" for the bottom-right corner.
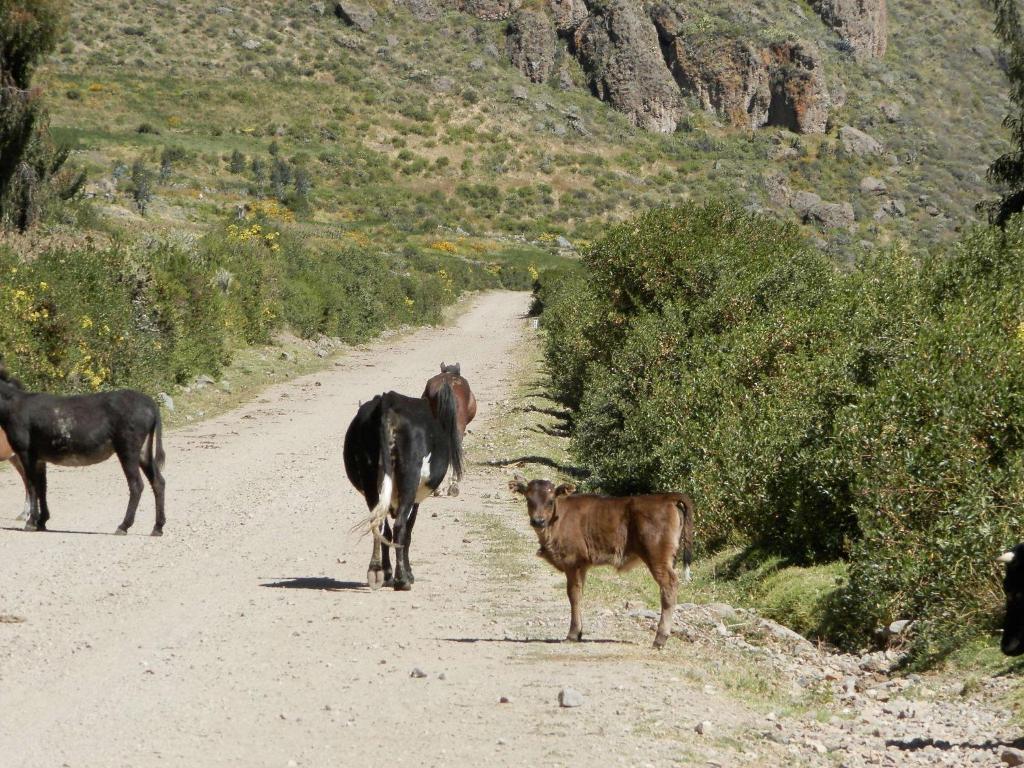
[
  {"x1": 840, "y1": 125, "x2": 884, "y2": 155},
  {"x1": 507, "y1": 9, "x2": 556, "y2": 83},
  {"x1": 764, "y1": 41, "x2": 831, "y2": 134},
  {"x1": 549, "y1": 0, "x2": 587, "y2": 35},
  {"x1": 395, "y1": 0, "x2": 441, "y2": 21},
  {"x1": 652, "y1": 8, "x2": 830, "y2": 134},
  {"x1": 811, "y1": 0, "x2": 887, "y2": 60},
  {"x1": 573, "y1": 0, "x2": 684, "y2": 133}
]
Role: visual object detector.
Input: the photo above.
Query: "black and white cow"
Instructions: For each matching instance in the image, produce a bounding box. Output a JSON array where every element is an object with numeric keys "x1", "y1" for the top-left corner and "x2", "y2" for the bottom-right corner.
[
  {"x1": 343, "y1": 383, "x2": 463, "y2": 590},
  {"x1": 0, "y1": 368, "x2": 166, "y2": 535}
]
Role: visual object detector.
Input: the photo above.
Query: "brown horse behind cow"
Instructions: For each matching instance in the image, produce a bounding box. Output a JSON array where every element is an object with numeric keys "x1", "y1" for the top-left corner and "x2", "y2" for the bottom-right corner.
[
  {"x1": 1, "y1": 424, "x2": 31, "y2": 522},
  {"x1": 422, "y1": 363, "x2": 476, "y2": 496}
]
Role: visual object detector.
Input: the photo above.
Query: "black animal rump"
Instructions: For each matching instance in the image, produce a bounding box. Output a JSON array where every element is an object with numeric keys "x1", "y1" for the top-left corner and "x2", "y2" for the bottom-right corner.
[{"x1": 343, "y1": 385, "x2": 463, "y2": 590}]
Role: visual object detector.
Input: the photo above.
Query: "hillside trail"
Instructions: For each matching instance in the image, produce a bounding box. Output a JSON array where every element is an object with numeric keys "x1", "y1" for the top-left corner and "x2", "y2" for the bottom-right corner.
[{"x1": 0, "y1": 290, "x2": 1017, "y2": 768}]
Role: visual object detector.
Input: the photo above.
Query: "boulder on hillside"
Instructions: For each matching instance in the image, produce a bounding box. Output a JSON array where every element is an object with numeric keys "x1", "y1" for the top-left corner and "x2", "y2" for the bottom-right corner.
[
  {"x1": 840, "y1": 125, "x2": 884, "y2": 156},
  {"x1": 507, "y1": 9, "x2": 556, "y2": 83},
  {"x1": 333, "y1": 1, "x2": 377, "y2": 31},
  {"x1": 804, "y1": 200, "x2": 855, "y2": 229},
  {"x1": 810, "y1": 0, "x2": 887, "y2": 60},
  {"x1": 573, "y1": 0, "x2": 685, "y2": 133}
]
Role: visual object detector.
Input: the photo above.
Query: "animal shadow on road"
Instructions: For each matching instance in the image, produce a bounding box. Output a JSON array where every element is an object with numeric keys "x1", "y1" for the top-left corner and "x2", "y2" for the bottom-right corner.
[
  {"x1": 260, "y1": 577, "x2": 367, "y2": 591},
  {"x1": 886, "y1": 736, "x2": 1024, "y2": 754},
  {"x1": 1, "y1": 525, "x2": 116, "y2": 536},
  {"x1": 443, "y1": 636, "x2": 631, "y2": 645},
  {"x1": 479, "y1": 456, "x2": 589, "y2": 480}
]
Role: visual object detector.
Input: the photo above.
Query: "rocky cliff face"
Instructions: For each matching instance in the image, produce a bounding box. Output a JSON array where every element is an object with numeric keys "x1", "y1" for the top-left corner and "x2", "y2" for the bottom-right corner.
[
  {"x1": 572, "y1": 0, "x2": 685, "y2": 133},
  {"x1": 651, "y1": 6, "x2": 830, "y2": 134},
  {"x1": 810, "y1": 0, "x2": 887, "y2": 60},
  {"x1": 507, "y1": 9, "x2": 557, "y2": 83},
  {"x1": 404, "y1": 0, "x2": 887, "y2": 135}
]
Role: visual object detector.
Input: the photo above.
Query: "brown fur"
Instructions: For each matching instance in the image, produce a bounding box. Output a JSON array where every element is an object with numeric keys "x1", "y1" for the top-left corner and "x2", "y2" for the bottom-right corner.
[
  {"x1": 0, "y1": 425, "x2": 30, "y2": 519},
  {"x1": 422, "y1": 363, "x2": 477, "y2": 437},
  {"x1": 508, "y1": 475, "x2": 695, "y2": 648}
]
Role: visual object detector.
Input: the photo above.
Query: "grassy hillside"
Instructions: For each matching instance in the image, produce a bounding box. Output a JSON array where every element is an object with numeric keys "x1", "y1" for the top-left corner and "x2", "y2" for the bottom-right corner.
[{"x1": 29, "y1": 0, "x2": 1011, "y2": 258}]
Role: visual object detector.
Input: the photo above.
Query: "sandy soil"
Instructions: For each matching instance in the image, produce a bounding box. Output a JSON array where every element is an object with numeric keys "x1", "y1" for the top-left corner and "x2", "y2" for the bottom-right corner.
[{"x1": 0, "y1": 291, "x2": 765, "y2": 768}]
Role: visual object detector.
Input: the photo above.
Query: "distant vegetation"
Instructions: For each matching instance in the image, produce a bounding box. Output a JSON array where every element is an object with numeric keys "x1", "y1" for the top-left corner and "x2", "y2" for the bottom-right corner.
[{"x1": 538, "y1": 202, "x2": 1024, "y2": 665}]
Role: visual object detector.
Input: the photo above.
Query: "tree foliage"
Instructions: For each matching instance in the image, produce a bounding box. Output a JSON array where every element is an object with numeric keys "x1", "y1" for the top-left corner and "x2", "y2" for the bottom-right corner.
[
  {"x1": 0, "y1": 0, "x2": 70, "y2": 230},
  {"x1": 983, "y1": 0, "x2": 1024, "y2": 225}
]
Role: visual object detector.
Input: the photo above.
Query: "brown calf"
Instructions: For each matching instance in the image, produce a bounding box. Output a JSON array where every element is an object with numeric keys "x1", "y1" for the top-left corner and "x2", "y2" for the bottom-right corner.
[
  {"x1": 508, "y1": 474, "x2": 694, "y2": 648},
  {"x1": 0, "y1": 426, "x2": 30, "y2": 521}
]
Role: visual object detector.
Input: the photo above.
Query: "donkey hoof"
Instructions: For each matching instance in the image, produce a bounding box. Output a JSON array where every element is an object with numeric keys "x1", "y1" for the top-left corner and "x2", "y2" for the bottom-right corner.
[
  {"x1": 447, "y1": 484, "x2": 460, "y2": 498},
  {"x1": 151, "y1": 528, "x2": 164, "y2": 537},
  {"x1": 114, "y1": 527, "x2": 128, "y2": 536},
  {"x1": 392, "y1": 579, "x2": 413, "y2": 592},
  {"x1": 23, "y1": 521, "x2": 40, "y2": 532},
  {"x1": 367, "y1": 569, "x2": 386, "y2": 591},
  {"x1": 652, "y1": 635, "x2": 668, "y2": 650}
]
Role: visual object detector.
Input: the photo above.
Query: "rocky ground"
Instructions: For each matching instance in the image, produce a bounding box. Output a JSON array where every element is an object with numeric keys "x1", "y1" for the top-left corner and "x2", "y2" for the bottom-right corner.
[{"x1": 0, "y1": 290, "x2": 1021, "y2": 767}]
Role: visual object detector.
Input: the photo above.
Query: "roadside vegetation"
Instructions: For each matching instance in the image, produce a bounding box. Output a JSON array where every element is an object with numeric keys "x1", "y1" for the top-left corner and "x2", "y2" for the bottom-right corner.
[{"x1": 536, "y1": 202, "x2": 1024, "y2": 666}]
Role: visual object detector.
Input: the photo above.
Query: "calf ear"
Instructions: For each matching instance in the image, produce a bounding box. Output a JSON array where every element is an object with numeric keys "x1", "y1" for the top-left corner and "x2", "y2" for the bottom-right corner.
[
  {"x1": 508, "y1": 475, "x2": 528, "y2": 495},
  {"x1": 554, "y1": 483, "x2": 577, "y2": 497}
]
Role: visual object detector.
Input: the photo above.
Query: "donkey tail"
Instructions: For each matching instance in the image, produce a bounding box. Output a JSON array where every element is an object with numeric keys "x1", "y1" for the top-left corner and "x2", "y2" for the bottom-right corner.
[
  {"x1": 436, "y1": 381, "x2": 464, "y2": 480},
  {"x1": 149, "y1": 409, "x2": 166, "y2": 471},
  {"x1": 674, "y1": 494, "x2": 695, "y2": 582}
]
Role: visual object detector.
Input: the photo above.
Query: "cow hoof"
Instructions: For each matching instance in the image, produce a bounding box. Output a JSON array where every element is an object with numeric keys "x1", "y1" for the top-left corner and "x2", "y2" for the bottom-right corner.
[
  {"x1": 653, "y1": 635, "x2": 668, "y2": 650},
  {"x1": 392, "y1": 580, "x2": 413, "y2": 591},
  {"x1": 115, "y1": 527, "x2": 128, "y2": 536},
  {"x1": 367, "y1": 569, "x2": 386, "y2": 591},
  {"x1": 447, "y1": 484, "x2": 460, "y2": 498},
  {"x1": 565, "y1": 632, "x2": 582, "y2": 643},
  {"x1": 23, "y1": 522, "x2": 39, "y2": 532},
  {"x1": 151, "y1": 528, "x2": 163, "y2": 537}
]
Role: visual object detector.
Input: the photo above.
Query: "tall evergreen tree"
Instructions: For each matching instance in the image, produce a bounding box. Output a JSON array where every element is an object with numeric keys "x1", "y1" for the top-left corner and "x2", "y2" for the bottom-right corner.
[
  {"x1": 0, "y1": 0, "x2": 67, "y2": 230},
  {"x1": 984, "y1": 0, "x2": 1024, "y2": 226}
]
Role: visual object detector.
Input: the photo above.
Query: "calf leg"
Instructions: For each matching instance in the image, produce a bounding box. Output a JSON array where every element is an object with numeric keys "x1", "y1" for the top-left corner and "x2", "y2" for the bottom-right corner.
[
  {"x1": 649, "y1": 563, "x2": 679, "y2": 649},
  {"x1": 140, "y1": 459, "x2": 166, "y2": 537},
  {"x1": 565, "y1": 567, "x2": 586, "y2": 642},
  {"x1": 115, "y1": 450, "x2": 145, "y2": 535}
]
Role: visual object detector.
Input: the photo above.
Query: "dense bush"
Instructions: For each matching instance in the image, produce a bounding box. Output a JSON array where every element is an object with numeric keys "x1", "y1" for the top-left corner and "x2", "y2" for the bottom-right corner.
[{"x1": 539, "y1": 202, "x2": 1024, "y2": 662}]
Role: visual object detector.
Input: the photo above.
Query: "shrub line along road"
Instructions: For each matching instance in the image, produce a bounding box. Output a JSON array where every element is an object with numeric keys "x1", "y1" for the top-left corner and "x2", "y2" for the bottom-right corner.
[{"x1": 1, "y1": 291, "x2": 770, "y2": 768}]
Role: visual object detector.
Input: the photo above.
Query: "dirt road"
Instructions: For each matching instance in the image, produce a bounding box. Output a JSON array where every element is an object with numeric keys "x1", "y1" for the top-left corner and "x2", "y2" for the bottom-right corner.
[
  {"x1": 2, "y1": 290, "x2": 1017, "y2": 768},
  {"x1": 0, "y1": 292, "x2": 738, "y2": 767}
]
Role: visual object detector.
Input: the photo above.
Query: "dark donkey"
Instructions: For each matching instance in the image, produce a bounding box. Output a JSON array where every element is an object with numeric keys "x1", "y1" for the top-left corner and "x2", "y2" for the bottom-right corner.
[
  {"x1": 344, "y1": 382, "x2": 463, "y2": 590},
  {"x1": 0, "y1": 369, "x2": 166, "y2": 535},
  {"x1": 422, "y1": 362, "x2": 476, "y2": 497}
]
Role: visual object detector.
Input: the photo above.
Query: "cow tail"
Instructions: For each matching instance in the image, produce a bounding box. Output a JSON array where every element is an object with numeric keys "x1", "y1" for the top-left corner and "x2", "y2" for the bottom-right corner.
[
  {"x1": 675, "y1": 495, "x2": 694, "y2": 582},
  {"x1": 369, "y1": 409, "x2": 397, "y2": 539},
  {"x1": 437, "y1": 381, "x2": 464, "y2": 481}
]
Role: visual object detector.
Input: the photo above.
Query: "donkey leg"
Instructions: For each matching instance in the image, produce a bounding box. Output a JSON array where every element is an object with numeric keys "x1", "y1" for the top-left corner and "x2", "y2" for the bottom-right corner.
[
  {"x1": 140, "y1": 459, "x2": 166, "y2": 536},
  {"x1": 23, "y1": 458, "x2": 44, "y2": 531},
  {"x1": 115, "y1": 450, "x2": 145, "y2": 535},
  {"x1": 12, "y1": 456, "x2": 30, "y2": 521}
]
